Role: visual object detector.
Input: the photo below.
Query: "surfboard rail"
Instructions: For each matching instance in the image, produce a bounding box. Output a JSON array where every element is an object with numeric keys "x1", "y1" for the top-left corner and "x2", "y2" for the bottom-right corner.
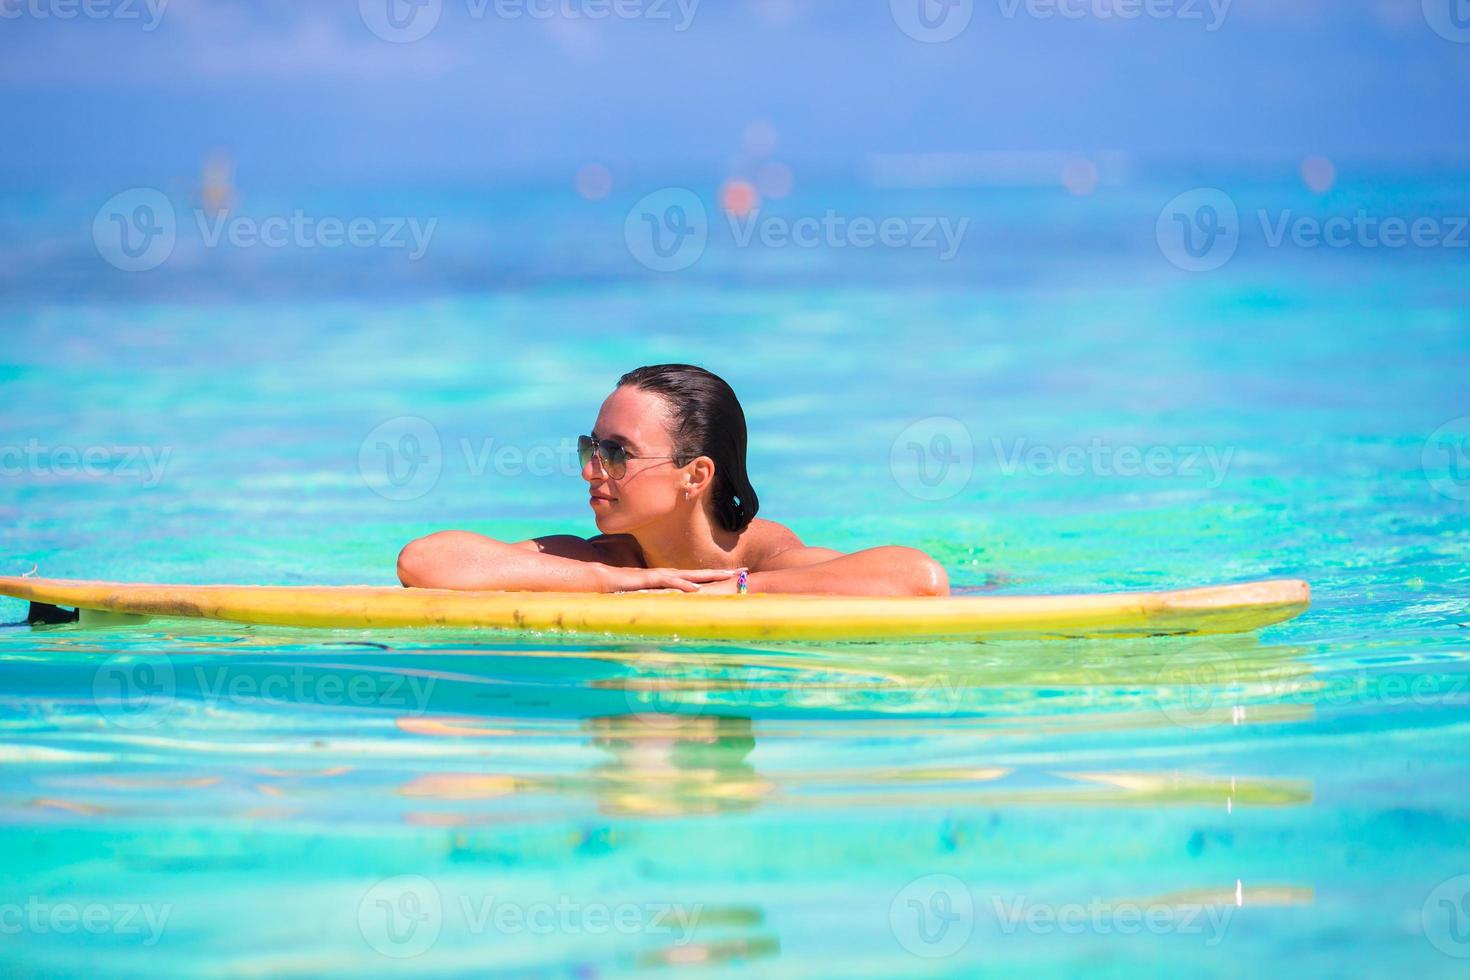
[{"x1": 0, "y1": 576, "x2": 1311, "y2": 641}]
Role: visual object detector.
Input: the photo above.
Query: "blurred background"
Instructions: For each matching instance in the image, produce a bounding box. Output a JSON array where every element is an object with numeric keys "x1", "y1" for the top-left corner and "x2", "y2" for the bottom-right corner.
[
  {"x1": 5, "y1": 0, "x2": 1469, "y2": 184},
  {"x1": 3, "y1": 2, "x2": 1470, "y2": 976},
  {"x1": 2, "y1": 0, "x2": 1467, "y2": 582},
  {"x1": 5, "y1": 0, "x2": 1470, "y2": 300}
]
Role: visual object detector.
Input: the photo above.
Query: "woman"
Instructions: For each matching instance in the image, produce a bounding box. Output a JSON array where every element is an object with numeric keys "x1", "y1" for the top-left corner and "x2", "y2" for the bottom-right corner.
[{"x1": 396, "y1": 364, "x2": 949, "y2": 596}]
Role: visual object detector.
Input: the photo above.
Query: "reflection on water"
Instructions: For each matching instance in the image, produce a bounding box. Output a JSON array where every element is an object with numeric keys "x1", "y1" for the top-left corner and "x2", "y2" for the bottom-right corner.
[
  {"x1": 582, "y1": 714, "x2": 769, "y2": 817},
  {"x1": 14, "y1": 596, "x2": 1470, "y2": 980},
  {"x1": 0, "y1": 630, "x2": 1333, "y2": 838},
  {"x1": 0, "y1": 628, "x2": 1330, "y2": 824},
  {"x1": 2, "y1": 625, "x2": 1352, "y2": 973},
  {"x1": 396, "y1": 714, "x2": 771, "y2": 820}
]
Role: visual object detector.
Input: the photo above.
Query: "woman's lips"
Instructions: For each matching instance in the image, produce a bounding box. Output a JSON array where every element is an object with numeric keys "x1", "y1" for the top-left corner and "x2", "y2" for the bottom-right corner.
[{"x1": 590, "y1": 494, "x2": 615, "y2": 505}]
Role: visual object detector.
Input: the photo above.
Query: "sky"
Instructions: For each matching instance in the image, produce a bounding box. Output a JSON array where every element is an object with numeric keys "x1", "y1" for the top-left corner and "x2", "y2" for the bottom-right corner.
[{"x1": 3, "y1": 0, "x2": 1469, "y2": 187}]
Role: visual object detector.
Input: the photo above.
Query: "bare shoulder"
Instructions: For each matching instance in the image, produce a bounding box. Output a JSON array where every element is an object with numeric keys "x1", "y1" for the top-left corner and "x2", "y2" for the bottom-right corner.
[
  {"x1": 743, "y1": 517, "x2": 803, "y2": 554},
  {"x1": 743, "y1": 518, "x2": 844, "y2": 571}
]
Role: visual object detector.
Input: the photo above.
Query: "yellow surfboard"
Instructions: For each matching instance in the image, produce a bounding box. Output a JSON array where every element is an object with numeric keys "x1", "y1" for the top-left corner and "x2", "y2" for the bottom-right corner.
[{"x1": 0, "y1": 576, "x2": 1310, "y2": 642}]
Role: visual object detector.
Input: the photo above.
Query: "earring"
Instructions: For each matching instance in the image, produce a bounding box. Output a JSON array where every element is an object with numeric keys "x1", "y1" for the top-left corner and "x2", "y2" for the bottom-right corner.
[{"x1": 683, "y1": 488, "x2": 690, "y2": 500}]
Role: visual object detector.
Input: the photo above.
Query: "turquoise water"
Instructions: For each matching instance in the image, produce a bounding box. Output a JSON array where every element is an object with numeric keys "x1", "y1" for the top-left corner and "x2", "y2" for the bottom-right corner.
[{"x1": 2, "y1": 177, "x2": 1469, "y2": 976}]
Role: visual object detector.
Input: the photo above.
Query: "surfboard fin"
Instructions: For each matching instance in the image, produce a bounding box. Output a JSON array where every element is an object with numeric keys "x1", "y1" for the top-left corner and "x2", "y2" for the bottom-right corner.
[{"x1": 27, "y1": 602, "x2": 79, "y2": 625}]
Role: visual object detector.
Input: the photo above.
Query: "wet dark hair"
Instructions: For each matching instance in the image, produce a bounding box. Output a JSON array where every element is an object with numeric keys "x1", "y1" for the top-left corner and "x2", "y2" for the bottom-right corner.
[{"x1": 616, "y1": 363, "x2": 759, "y2": 532}]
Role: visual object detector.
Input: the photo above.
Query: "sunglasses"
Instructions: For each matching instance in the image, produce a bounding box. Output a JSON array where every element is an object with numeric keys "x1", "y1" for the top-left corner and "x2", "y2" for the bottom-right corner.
[{"x1": 577, "y1": 435, "x2": 683, "y2": 479}]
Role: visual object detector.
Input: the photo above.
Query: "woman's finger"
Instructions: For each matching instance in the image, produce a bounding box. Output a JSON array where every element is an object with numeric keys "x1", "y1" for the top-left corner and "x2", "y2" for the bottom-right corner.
[{"x1": 666, "y1": 567, "x2": 745, "y2": 581}]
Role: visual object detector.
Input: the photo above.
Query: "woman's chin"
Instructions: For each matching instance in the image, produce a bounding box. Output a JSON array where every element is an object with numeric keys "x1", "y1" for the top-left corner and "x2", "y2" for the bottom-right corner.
[{"x1": 594, "y1": 509, "x2": 647, "y2": 536}]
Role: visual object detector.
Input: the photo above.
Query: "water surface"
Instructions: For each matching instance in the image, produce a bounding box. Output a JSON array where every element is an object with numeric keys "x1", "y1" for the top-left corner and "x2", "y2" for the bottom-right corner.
[{"x1": 2, "y1": 178, "x2": 1468, "y2": 976}]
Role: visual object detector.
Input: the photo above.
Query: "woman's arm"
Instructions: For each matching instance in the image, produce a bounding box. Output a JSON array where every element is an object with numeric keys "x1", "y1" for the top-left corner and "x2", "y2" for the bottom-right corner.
[
  {"x1": 396, "y1": 530, "x2": 742, "y2": 593},
  {"x1": 735, "y1": 545, "x2": 949, "y2": 597}
]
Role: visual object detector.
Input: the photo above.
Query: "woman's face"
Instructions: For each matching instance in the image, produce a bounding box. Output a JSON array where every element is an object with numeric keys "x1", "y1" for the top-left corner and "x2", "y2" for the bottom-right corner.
[{"x1": 584, "y1": 385, "x2": 688, "y2": 535}]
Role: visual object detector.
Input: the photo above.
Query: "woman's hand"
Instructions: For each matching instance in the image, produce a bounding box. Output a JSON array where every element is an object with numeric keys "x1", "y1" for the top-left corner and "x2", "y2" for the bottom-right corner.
[
  {"x1": 605, "y1": 565, "x2": 748, "y2": 593},
  {"x1": 692, "y1": 574, "x2": 746, "y2": 594}
]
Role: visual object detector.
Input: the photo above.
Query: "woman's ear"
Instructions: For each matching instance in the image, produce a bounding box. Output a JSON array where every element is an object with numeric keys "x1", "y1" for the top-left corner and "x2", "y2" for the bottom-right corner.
[{"x1": 687, "y1": 455, "x2": 717, "y2": 496}]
